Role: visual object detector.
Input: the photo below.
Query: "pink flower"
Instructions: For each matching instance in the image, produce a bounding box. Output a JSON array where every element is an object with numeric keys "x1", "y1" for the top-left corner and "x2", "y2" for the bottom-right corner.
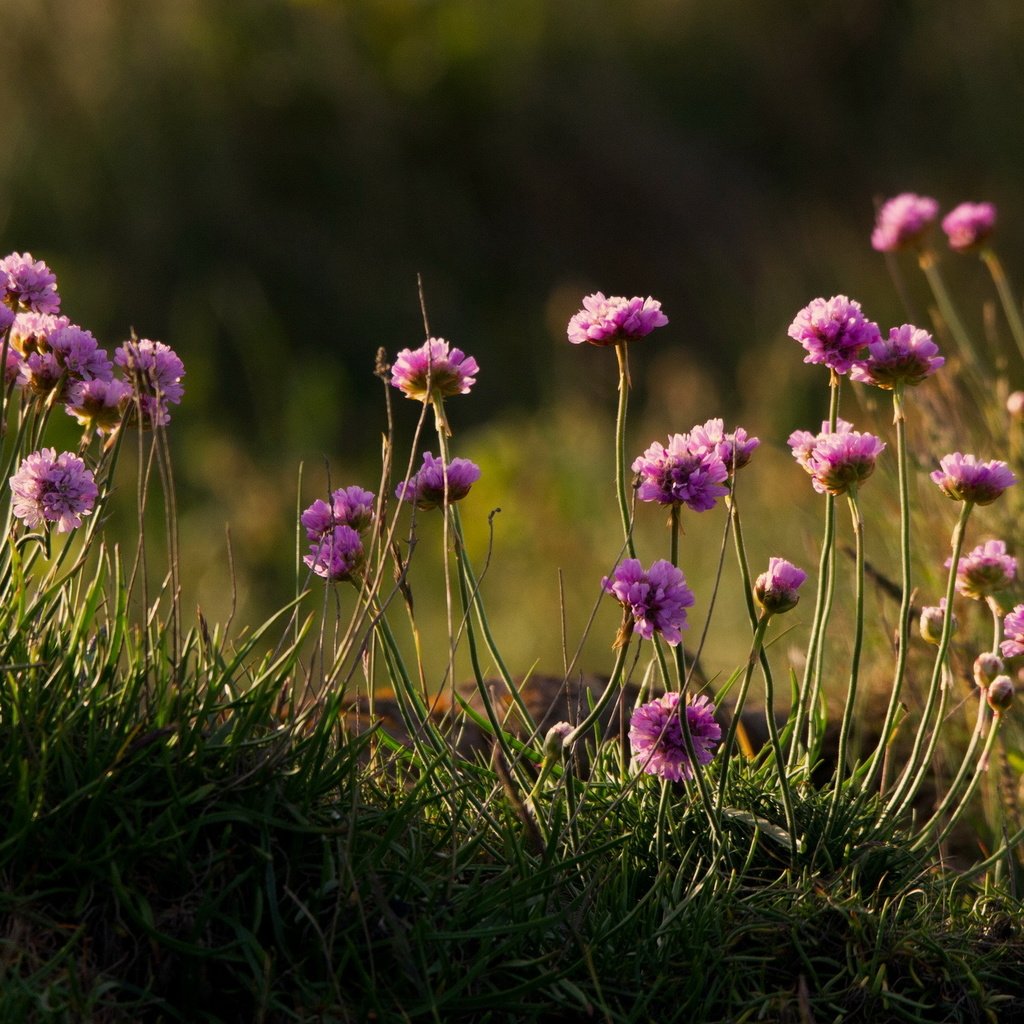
[
  {"x1": 871, "y1": 193, "x2": 939, "y2": 252},
  {"x1": 395, "y1": 452, "x2": 481, "y2": 510},
  {"x1": 788, "y1": 296, "x2": 881, "y2": 375},
  {"x1": 948, "y1": 539, "x2": 1017, "y2": 600},
  {"x1": 629, "y1": 692, "x2": 720, "y2": 782},
  {"x1": 567, "y1": 292, "x2": 668, "y2": 347},
  {"x1": 931, "y1": 453, "x2": 1016, "y2": 506},
  {"x1": 391, "y1": 337, "x2": 478, "y2": 402},
  {"x1": 0, "y1": 252, "x2": 60, "y2": 314},
  {"x1": 10, "y1": 447, "x2": 98, "y2": 532},
  {"x1": 849, "y1": 324, "x2": 944, "y2": 389},
  {"x1": 788, "y1": 423, "x2": 885, "y2": 496},
  {"x1": 942, "y1": 202, "x2": 997, "y2": 253},
  {"x1": 754, "y1": 557, "x2": 807, "y2": 615},
  {"x1": 632, "y1": 433, "x2": 730, "y2": 511},
  {"x1": 602, "y1": 558, "x2": 695, "y2": 646}
]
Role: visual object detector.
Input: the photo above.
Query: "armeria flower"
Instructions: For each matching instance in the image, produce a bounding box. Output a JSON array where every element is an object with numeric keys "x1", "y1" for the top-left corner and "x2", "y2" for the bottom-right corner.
[
  {"x1": 930, "y1": 453, "x2": 1016, "y2": 505},
  {"x1": 395, "y1": 452, "x2": 481, "y2": 510},
  {"x1": 687, "y1": 418, "x2": 760, "y2": 474},
  {"x1": 115, "y1": 338, "x2": 186, "y2": 427},
  {"x1": 301, "y1": 486, "x2": 376, "y2": 539},
  {"x1": 567, "y1": 292, "x2": 668, "y2": 347},
  {"x1": 602, "y1": 558, "x2": 694, "y2": 647},
  {"x1": 21, "y1": 324, "x2": 113, "y2": 401},
  {"x1": 871, "y1": 193, "x2": 940, "y2": 252},
  {"x1": 948, "y1": 539, "x2": 1017, "y2": 600},
  {"x1": 64, "y1": 378, "x2": 132, "y2": 435},
  {"x1": 974, "y1": 652, "x2": 1004, "y2": 689},
  {"x1": 304, "y1": 524, "x2": 364, "y2": 582},
  {"x1": 920, "y1": 598, "x2": 956, "y2": 646},
  {"x1": 849, "y1": 324, "x2": 944, "y2": 389},
  {"x1": 1000, "y1": 604, "x2": 1024, "y2": 659},
  {"x1": 629, "y1": 692, "x2": 721, "y2": 782},
  {"x1": 942, "y1": 202, "x2": 997, "y2": 253},
  {"x1": 9, "y1": 312, "x2": 71, "y2": 356},
  {"x1": 788, "y1": 423, "x2": 885, "y2": 496},
  {"x1": 787, "y1": 295, "x2": 882, "y2": 375},
  {"x1": 987, "y1": 675, "x2": 1015, "y2": 712},
  {"x1": 754, "y1": 557, "x2": 807, "y2": 615},
  {"x1": 0, "y1": 252, "x2": 60, "y2": 314},
  {"x1": 391, "y1": 337, "x2": 478, "y2": 402},
  {"x1": 632, "y1": 433, "x2": 730, "y2": 511},
  {"x1": 9, "y1": 447, "x2": 98, "y2": 532}
]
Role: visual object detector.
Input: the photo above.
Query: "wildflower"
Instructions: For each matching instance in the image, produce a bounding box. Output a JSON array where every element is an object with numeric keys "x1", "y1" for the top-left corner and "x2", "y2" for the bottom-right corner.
[
  {"x1": 602, "y1": 558, "x2": 694, "y2": 647},
  {"x1": 974, "y1": 652, "x2": 1004, "y2": 689},
  {"x1": 0, "y1": 252, "x2": 60, "y2": 314},
  {"x1": 115, "y1": 339, "x2": 186, "y2": 427},
  {"x1": 788, "y1": 423, "x2": 885, "y2": 496},
  {"x1": 948, "y1": 540, "x2": 1016, "y2": 600},
  {"x1": 629, "y1": 692, "x2": 721, "y2": 782},
  {"x1": 871, "y1": 193, "x2": 939, "y2": 252},
  {"x1": 849, "y1": 324, "x2": 944, "y2": 389},
  {"x1": 304, "y1": 524, "x2": 364, "y2": 582},
  {"x1": 301, "y1": 486, "x2": 376, "y2": 539},
  {"x1": 395, "y1": 451, "x2": 481, "y2": 510},
  {"x1": 788, "y1": 295, "x2": 882, "y2": 375},
  {"x1": 21, "y1": 324, "x2": 113, "y2": 401},
  {"x1": 942, "y1": 202, "x2": 997, "y2": 253},
  {"x1": 1000, "y1": 604, "x2": 1024, "y2": 659},
  {"x1": 754, "y1": 557, "x2": 807, "y2": 616},
  {"x1": 632, "y1": 434, "x2": 729, "y2": 511},
  {"x1": 567, "y1": 292, "x2": 668, "y2": 347},
  {"x1": 987, "y1": 675, "x2": 1015, "y2": 712},
  {"x1": 930, "y1": 453, "x2": 1016, "y2": 506},
  {"x1": 9, "y1": 447, "x2": 98, "y2": 532},
  {"x1": 391, "y1": 338, "x2": 478, "y2": 402},
  {"x1": 687, "y1": 418, "x2": 760, "y2": 474},
  {"x1": 8, "y1": 312, "x2": 70, "y2": 355},
  {"x1": 920, "y1": 599, "x2": 957, "y2": 645},
  {"x1": 65, "y1": 378, "x2": 132, "y2": 434},
  {"x1": 542, "y1": 721, "x2": 573, "y2": 760}
]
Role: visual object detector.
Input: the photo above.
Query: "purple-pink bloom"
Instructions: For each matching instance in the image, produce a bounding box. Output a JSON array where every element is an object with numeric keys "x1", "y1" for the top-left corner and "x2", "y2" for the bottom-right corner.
[
  {"x1": 948, "y1": 539, "x2": 1017, "y2": 600},
  {"x1": 687, "y1": 418, "x2": 760, "y2": 474},
  {"x1": 942, "y1": 202, "x2": 997, "y2": 253},
  {"x1": 21, "y1": 324, "x2": 113, "y2": 401},
  {"x1": 567, "y1": 292, "x2": 668, "y2": 347},
  {"x1": 0, "y1": 252, "x2": 60, "y2": 314},
  {"x1": 788, "y1": 423, "x2": 885, "y2": 496},
  {"x1": 395, "y1": 451, "x2": 481, "y2": 510},
  {"x1": 602, "y1": 558, "x2": 694, "y2": 646},
  {"x1": 304, "y1": 524, "x2": 364, "y2": 582},
  {"x1": 391, "y1": 337, "x2": 478, "y2": 402},
  {"x1": 1000, "y1": 604, "x2": 1024, "y2": 659},
  {"x1": 788, "y1": 295, "x2": 882, "y2": 375},
  {"x1": 871, "y1": 193, "x2": 940, "y2": 252},
  {"x1": 629, "y1": 692, "x2": 721, "y2": 782},
  {"x1": 9, "y1": 447, "x2": 98, "y2": 532},
  {"x1": 65, "y1": 378, "x2": 132, "y2": 434},
  {"x1": 632, "y1": 433, "x2": 730, "y2": 511},
  {"x1": 300, "y1": 486, "x2": 376, "y2": 540},
  {"x1": 115, "y1": 339, "x2": 185, "y2": 427},
  {"x1": 931, "y1": 453, "x2": 1016, "y2": 506},
  {"x1": 754, "y1": 557, "x2": 807, "y2": 615},
  {"x1": 849, "y1": 324, "x2": 944, "y2": 389},
  {"x1": 9, "y1": 313, "x2": 71, "y2": 356}
]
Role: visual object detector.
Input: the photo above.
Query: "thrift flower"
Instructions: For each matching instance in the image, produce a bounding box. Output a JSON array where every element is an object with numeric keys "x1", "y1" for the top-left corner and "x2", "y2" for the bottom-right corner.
[
  {"x1": 942, "y1": 202, "x2": 997, "y2": 253},
  {"x1": 8, "y1": 312, "x2": 70, "y2": 355},
  {"x1": 10, "y1": 447, "x2": 98, "y2": 532},
  {"x1": 920, "y1": 599, "x2": 956, "y2": 646},
  {"x1": 301, "y1": 486, "x2": 376, "y2": 539},
  {"x1": 788, "y1": 295, "x2": 881, "y2": 375},
  {"x1": 931, "y1": 453, "x2": 1016, "y2": 505},
  {"x1": 632, "y1": 433, "x2": 730, "y2": 511},
  {"x1": 948, "y1": 540, "x2": 1017, "y2": 600},
  {"x1": 987, "y1": 675, "x2": 1015, "y2": 712},
  {"x1": 974, "y1": 652, "x2": 1004, "y2": 689},
  {"x1": 788, "y1": 423, "x2": 885, "y2": 496},
  {"x1": 754, "y1": 557, "x2": 807, "y2": 615},
  {"x1": 1000, "y1": 604, "x2": 1024, "y2": 658},
  {"x1": 687, "y1": 418, "x2": 760, "y2": 474},
  {"x1": 849, "y1": 324, "x2": 944, "y2": 389},
  {"x1": 629, "y1": 692, "x2": 721, "y2": 782},
  {"x1": 391, "y1": 337, "x2": 478, "y2": 402},
  {"x1": 304, "y1": 524, "x2": 364, "y2": 582},
  {"x1": 602, "y1": 558, "x2": 694, "y2": 647},
  {"x1": 871, "y1": 193, "x2": 940, "y2": 252},
  {"x1": 0, "y1": 252, "x2": 60, "y2": 314},
  {"x1": 65, "y1": 378, "x2": 132, "y2": 434},
  {"x1": 567, "y1": 292, "x2": 668, "y2": 347},
  {"x1": 115, "y1": 339, "x2": 185, "y2": 426},
  {"x1": 395, "y1": 451, "x2": 481, "y2": 510}
]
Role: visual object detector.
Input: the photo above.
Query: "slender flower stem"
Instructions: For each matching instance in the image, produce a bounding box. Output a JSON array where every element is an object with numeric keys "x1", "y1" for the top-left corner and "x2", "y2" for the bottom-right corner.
[
  {"x1": 987, "y1": 596, "x2": 1003, "y2": 656},
  {"x1": 563, "y1": 641, "x2": 632, "y2": 749},
  {"x1": 614, "y1": 342, "x2": 636, "y2": 559},
  {"x1": 669, "y1": 504, "x2": 687, "y2": 690},
  {"x1": 918, "y1": 248, "x2": 982, "y2": 371},
  {"x1": 980, "y1": 247, "x2": 1024, "y2": 364}
]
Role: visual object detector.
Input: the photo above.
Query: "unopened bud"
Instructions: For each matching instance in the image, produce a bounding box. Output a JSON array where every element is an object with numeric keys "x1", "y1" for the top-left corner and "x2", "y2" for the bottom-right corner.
[
  {"x1": 988, "y1": 675, "x2": 1015, "y2": 712},
  {"x1": 920, "y1": 602, "x2": 957, "y2": 646},
  {"x1": 543, "y1": 721, "x2": 572, "y2": 759},
  {"x1": 974, "y1": 652, "x2": 1005, "y2": 689}
]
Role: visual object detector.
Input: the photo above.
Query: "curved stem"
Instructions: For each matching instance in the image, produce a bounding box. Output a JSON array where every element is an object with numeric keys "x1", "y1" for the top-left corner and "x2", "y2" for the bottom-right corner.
[
  {"x1": 614, "y1": 342, "x2": 636, "y2": 559},
  {"x1": 563, "y1": 640, "x2": 632, "y2": 749},
  {"x1": 918, "y1": 248, "x2": 982, "y2": 372},
  {"x1": 980, "y1": 247, "x2": 1024, "y2": 364}
]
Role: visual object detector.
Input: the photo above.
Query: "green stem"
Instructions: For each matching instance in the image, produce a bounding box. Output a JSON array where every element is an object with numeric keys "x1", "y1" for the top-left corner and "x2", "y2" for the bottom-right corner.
[
  {"x1": 918, "y1": 248, "x2": 983, "y2": 372},
  {"x1": 563, "y1": 640, "x2": 631, "y2": 749},
  {"x1": 980, "y1": 247, "x2": 1024, "y2": 364},
  {"x1": 614, "y1": 342, "x2": 636, "y2": 559},
  {"x1": 669, "y1": 504, "x2": 686, "y2": 691}
]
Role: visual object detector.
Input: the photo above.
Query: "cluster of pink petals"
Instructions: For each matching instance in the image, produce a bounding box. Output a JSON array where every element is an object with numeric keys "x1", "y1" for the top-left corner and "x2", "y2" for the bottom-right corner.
[
  {"x1": 567, "y1": 292, "x2": 668, "y2": 347},
  {"x1": 65, "y1": 379, "x2": 133, "y2": 435},
  {"x1": 391, "y1": 338, "x2": 478, "y2": 403},
  {"x1": 754, "y1": 557, "x2": 807, "y2": 615},
  {"x1": 871, "y1": 193, "x2": 939, "y2": 252},
  {"x1": 633, "y1": 433, "x2": 730, "y2": 512},
  {"x1": 789, "y1": 420, "x2": 885, "y2": 496},
  {"x1": 948, "y1": 539, "x2": 1017, "y2": 600},
  {"x1": 115, "y1": 339, "x2": 186, "y2": 427},
  {"x1": 942, "y1": 202, "x2": 997, "y2": 253},
  {"x1": 304, "y1": 525, "x2": 365, "y2": 582},
  {"x1": 395, "y1": 452, "x2": 481, "y2": 510},
  {"x1": 788, "y1": 295, "x2": 882, "y2": 375},
  {"x1": 0, "y1": 252, "x2": 60, "y2": 314},
  {"x1": 687, "y1": 418, "x2": 760, "y2": 474},
  {"x1": 1000, "y1": 604, "x2": 1024, "y2": 659},
  {"x1": 849, "y1": 324, "x2": 944, "y2": 390},
  {"x1": 930, "y1": 453, "x2": 1016, "y2": 506},
  {"x1": 9, "y1": 447, "x2": 98, "y2": 533},
  {"x1": 602, "y1": 558, "x2": 694, "y2": 646},
  {"x1": 301, "y1": 486, "x2": 376, "y2": 539},
  {"x1": 629, "y1": 692, "x2": 720, "y2": 782}
]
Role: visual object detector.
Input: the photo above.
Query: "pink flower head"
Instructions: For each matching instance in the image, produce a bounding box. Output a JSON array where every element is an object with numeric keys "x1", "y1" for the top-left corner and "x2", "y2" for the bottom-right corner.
[
  {"x1": 754, "y1": 557, "x2": 807, "y2": 615},
  {"x1": 788, "y1": 423, "x2": 885, "y2": 496},
  {"x1": 948, "y1": 539, "x2": 1017, "y2": 600},
  {"x1": 629, "y1": 692, "x2": 721, "y2": 782},
  {"x1": 395, "y1": 451, "x2": 481, "y2": 510},
  {"x1": 849, "y1": 324, "x2": 944, "y2": 389},
  {"x1": 0, "y1": 252, "x2": 60, "y2": 314},
  {"x1": 602, "y1": 558, "x2": 695, "y2": 647},
  {"x1": 931, "y1": 453, "x2": 1016, "y2": 506},
  {"x1": 391, "y1": 337, "x2": 478, "y2": 403},
  {"x1": 64, "y1": 378, "x2": 132, "y2": 434},
  {"x1": 9, "y1": 447, "x2": 98, "y2": 532},
  {"x1": 788, "y1": 295, "x2": 882, "y2": 375},
  {"x1": 632, "y1": 433, "x2": 730, "y2": 511},
  {"x1": 115, "y1": 339, "x2": 186, "y2": 427},
  {"x1": 871, "y1": 193, "x2": 940, "y2": 252},
  {"x1": 21, "y1": 323, "x2": 114, "y2": 401},
  {"x1": 49, "y1": 324, "x2": 113, "y2": 382},
  {"x1": 687, "y1": 418, "x2": 760, "y2": 474},
  {"x1": 567, "y1": 292, "x2": 668, "y2": 347},
  {"x1": 304, "y1": 524, "x2": 364, "y2": 582},
  {"x1": 9, "y1": 313, "x2": 71, "y2": 356},
  {"x1": 301, "y1": 486, "x2": 376, "y2": 539},
  {"x1": 942, "y1": 202, "x2": 997, "y2": 253},
  {"x1": 1000, "y1": 603, "x2": 1024, "y2": 659}
]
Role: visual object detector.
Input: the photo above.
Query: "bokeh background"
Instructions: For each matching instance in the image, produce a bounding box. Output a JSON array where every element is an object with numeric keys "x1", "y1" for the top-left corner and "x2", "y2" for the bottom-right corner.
[{"x1": 4, "y1": 0, "x2": 1024, "y2": 682}]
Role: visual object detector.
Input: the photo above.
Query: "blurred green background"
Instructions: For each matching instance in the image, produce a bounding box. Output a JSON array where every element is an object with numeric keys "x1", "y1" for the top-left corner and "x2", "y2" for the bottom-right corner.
[{"x1": 4, "y1": 0, "x2": 1024, "y2": 682}]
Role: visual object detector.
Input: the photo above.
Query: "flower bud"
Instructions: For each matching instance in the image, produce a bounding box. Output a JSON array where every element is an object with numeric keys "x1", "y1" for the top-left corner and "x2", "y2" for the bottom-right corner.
[
  {"x1": 754, "y1": 557, "x2": 807, "y2": 616},
  {"x1": 974, "y1": 652, "x2": 1005, "y2": 689},
  {"x1": 920, "y1": 601, "x2": 957, "y2": 646},
  {"x1": 987, "y1": 675, "x2": 1015, "y2": 712},
  {"x1": 543, "y1": 721, "x2": 573, "y2": 760}
]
